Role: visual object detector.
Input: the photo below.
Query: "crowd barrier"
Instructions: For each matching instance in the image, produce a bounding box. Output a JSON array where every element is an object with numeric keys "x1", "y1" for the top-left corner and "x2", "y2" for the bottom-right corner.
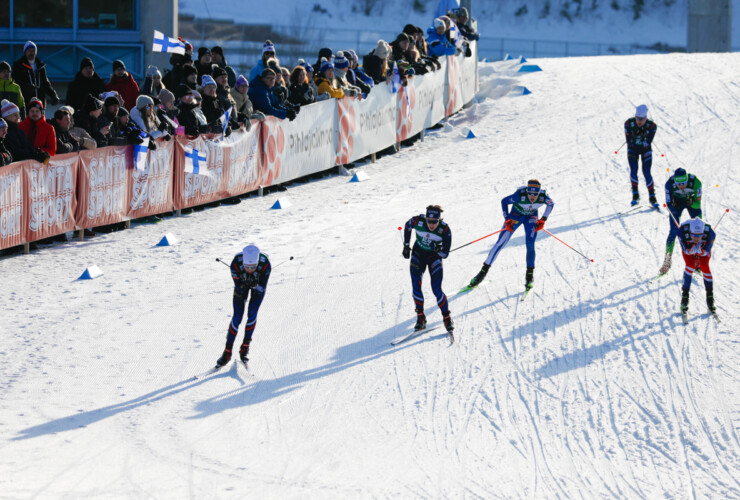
[{"x1": 0, "y1": 44, "x2": 478, "y2": 251}]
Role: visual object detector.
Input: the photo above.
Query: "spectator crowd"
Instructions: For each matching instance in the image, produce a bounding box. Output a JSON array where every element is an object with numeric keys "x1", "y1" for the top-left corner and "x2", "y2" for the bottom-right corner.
[{"x1": 0, "y1": 8, "x2": 478, "y2": 169}]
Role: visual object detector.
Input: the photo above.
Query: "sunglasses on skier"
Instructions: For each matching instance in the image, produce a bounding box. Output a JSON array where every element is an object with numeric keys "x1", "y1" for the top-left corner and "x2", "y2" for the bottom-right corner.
[{"x1": 427, "y1": 218, "x2": 439, "y2": 224}]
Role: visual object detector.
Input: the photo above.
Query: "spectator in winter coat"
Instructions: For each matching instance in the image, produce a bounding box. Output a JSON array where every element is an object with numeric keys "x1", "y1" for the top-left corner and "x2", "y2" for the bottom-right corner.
[
  {"x1": 312, "y1": 48, "x2": 333, "y2": 77},
  {"x1": 211, "y1": 46, "x2": 237, "y2": 88},
  {"x1": 58, "y1": 105, "x2": 96, "y2": 150},
  {"x1": 140, "y1": 65, "x2": 165, "y2": 99},
  {"x1": 75, "y1": 95, "x2": 109, "y2": 148},
  {"x1": 0, "y1": 119, "x2": 13, "y2": 166},
  {"x1": 0, "y1": 61, "x2": 26, "y2": 120},
  {"x1": 230, "y1": 75, "x2": 264, "y2": 129},
  {"x1": 363, "y1": 40, "x2": 392, "y2": 84},
  {"x1": 287, "y1": 66, "x2": 315, "y2": 107},
  {"x1": 106, "y1": 60, "x2": 140, "y2": 110},
  {"x1": 175, "y1": 65, "x2": 199, "y2": 101},
  {"x1": 427, "y1": 19, "x2": 457, "y2": 57},
  {"x1": 52, "y1": 108, "x2": 80, "y2": 154},
  {"x1": 314, "y1": 60, "x2": 344, "y2": 99},
  {"x1": 162, "y1": 53, "x2": 191, "y2": 91},
  {"x1": 249, "y1": 41, "x2": 279, "y2": 82},
  {"x1": 11, "y1": 41, "x2": 60, "y2": 112},
  {"x1": 344, "y1": 50, "x2": 373, "y2": 96},
  {"x1": 404, "y1": 25, "x2": 441, "y2": 72},
  {"x1": 268, "y1": 62, "x2": 296, "y2": 111},
  {"x1": 156, "y1": 89, "x2": 180, "y2": 134},
  {"x1": 177, "y1": 91, "x2": 207, "y2": 136},
  {"x1": 66, "y1": 58, "x2": 107, "y2": 116},
  {"x1": 333, "y1": 53, "x2": 363, "y2": 97},
  {"x1": 213, "y1": 67, "x2": 237, "y2": 113},
  {"x1": 2, "y1": 100, "x2": 48, "y2": 163},
  {"x1": 199, "y1": 75, "x2": 234, "y2": 135},
  {"x1": 18, "y1": 98, "x2": 56, "y2": 156},
  {"x1": 248, "y1": 69, "x2": 294, "y2": 121},
  {"x1": 456, "y1": 8, "x2": 479, "y2": 41},
  {"x1": 195, "y1": 47, "x2": 215, "y2": 80},
  {"x1": 131, "y1": 95, "x2": 170, "y2": 143},
  {"x1": 390, "y1": 33, "x2": 417, "y2": 85}
]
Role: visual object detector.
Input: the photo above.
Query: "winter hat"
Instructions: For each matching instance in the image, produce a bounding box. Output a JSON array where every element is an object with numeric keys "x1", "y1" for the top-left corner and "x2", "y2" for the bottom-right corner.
[
  {"x1": 0, "y1": 118, "x2": 6, "y2": 129},
  {"x1": 1, "y1": 99, "x2": 20, "y2": 118},
  {"x1": 319, "y1": 58, "x2": 334, "y2": 75},
  {"x1": 24, "y1": 41, "x2": 37, "y2": 54},
  {"x1": 97, "y1": 115, "x2": 111, "y2": 130},
  {"x1": 201, "y1": 74, "x2": 217, "y2": 87},
  {"x1": 261, "y1": 68, "x2": 276, "y2": 78},
  {"x1": 334, "y1": 52, "x2": 350, "y2": 70},
  {"x1": 373, "y1": 40, "x2": 390, "y2": 59},
  {"x1": 688, "y1": 218, "x2": 705, "y2": 236},
  {"x1": 298, "y1": 59, "x2": 313, "y2": 74},
  {"x1": 235, "y1": 75, "x2": 249, "y2": 88},
  {"x1": 80, "y1": 57, "x2": 94, "y2": 71},
  {"x1": 53, "y1": 108, "x2": 69, "y2": 120},
  {"x1": 112, "y1": 60, "x2": 126, "y2": 71},
  {"x1": 182, "y1": 65, "x2": 198, "y2": 79},
  {"x1": 317, "y1": 47, "x2": 333, "y2": 62},
  {"x1": 100, "y1": 91, "x2": 121, "y2": 104},
  {"x1": 146, "y1": 65, "x2": 162, "y2": 78},
  {"x1": 262, "y1": 42, "x2": 276, "y2": 55},
  {"x1": 674, "y1": 168, "x2": 688, "y2": 184},
  {"x1": 85, "y1": 94, "x2": 103, "y2": 111},
  {"x1": 117, "y1": 107, "x2": 129, "y2": 117},
  {"x1": 104, "y1": 95, "x2": 119, "y2": 108},
  {"x1": 0, "y1": 61, "x2": 10, "y2": 73},
  {"x1": 242, "y1": 245, "x2": 260, "y2": 268},
  {"x1": 212, "y1": 66, "x2": 227, "y2": 79},
  {"x1": 526, "y1": 179, "x2": 541, "y2": 194},
  {"x1": 158, "y1": 88, "x2": 175, "y2": 106},
  {"x1": 27, "y1": 97, "x2": 44, "y2": 110},
  {"x1": 211, "y1": 46, "x2": 224, "y2": 57},
  {"x1": 440, "y1": 16, "x2": 452, "y2": 28},
  {"x1": 403, "y1": 24, "x2": 417, "y2": 36},
  {"x1": 136, "y1": 95, "x2": 154, "y2": 110},
  {"x1": 433, "y1": 18, "x2": 446, "y2": 29},
  {"x1": 425, "y1": 205, "x2": 442, "y2": 220},
  {"x1": 60, "y1": 105, "x2": 75, "y2": 116},
  {"x1": 635, "y1": 104, "x2": 648, "y2": 118},
  {"x1": 197, "y1": 47, "x2": 211, "y2": 59},
  {"x1": 457, "y1": 7, "x2": 469, "y2": 18},
  {"x1": 395, "y1": 33, "x2": 411, "y2": 44},
  {"x1": 345, "y1": 50, "x2": 358, "y2": 64}
]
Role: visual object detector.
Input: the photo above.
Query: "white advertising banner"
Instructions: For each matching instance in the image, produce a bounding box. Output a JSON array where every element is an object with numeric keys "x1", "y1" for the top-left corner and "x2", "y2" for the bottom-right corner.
[
  {"x1": 459, "y1": 41, "x2": 479, "y2": 105},
  {"x1": 337, "y1": 86, "x2": 398, "y2": 165}
]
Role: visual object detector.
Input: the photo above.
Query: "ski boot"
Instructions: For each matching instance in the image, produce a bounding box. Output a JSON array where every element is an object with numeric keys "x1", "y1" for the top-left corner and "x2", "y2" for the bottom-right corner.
[
  {"x1": 659, "y1": 252, "x2": 672, "y2": 275},
  {"x1": 648, "y1": 191, "x2": 658, "y2": 208},
  {"x1": 216, "y1": 347, "x2": 232, "y2": 367},
  {"x1": 680, "y1": 288, "x2": 690, "y2": 312},
  {"x1": 239, "y1": 340, "x2": 251, "y2": 364},
  {"x1": 525, "y1": 266, "x2": 535, "y2": 290},
  {"x1": 414, "y1": 309, "x2": 427, "y2": 331},
  {"x1": 631, "y1": 191, "x2": 640, "y2": 206},
  {"x1": 706, "y1": 290, "x2": 716, "y2": 313},
  {"x1": 469, "y1": 263, "x2": 490, "y2": 288},
  {"x1": 443, "y1": 313, "x2": 454, "y2": 333}
]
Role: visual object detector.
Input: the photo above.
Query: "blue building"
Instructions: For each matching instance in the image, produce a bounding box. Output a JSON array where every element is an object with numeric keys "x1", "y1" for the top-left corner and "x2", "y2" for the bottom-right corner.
[{"x1": 1, "y1": 0, "x2": 177, "y2": 82}]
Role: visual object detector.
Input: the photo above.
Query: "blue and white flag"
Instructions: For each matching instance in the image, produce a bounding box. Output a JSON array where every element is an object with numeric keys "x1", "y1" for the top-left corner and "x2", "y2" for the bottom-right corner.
[
  {"x1": 183, "y1": 146, "x2": 208, "y2": 175},
  {"x1": 390, "y1": 62, "x2": 402, "y2": 94},
  {"x1": 133, "y1": 137, "x2": 149, "y2": 171},
  {"x1": 219, "y1": 106, "x2": 232, "y2": 137},
  {"x1": 152, "y1": 30, "x2": 186, "y2": 55}
]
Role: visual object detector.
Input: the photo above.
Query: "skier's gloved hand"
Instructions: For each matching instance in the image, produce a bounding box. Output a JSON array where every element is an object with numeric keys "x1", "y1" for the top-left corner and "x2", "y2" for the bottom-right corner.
[
  {"x1": 402, "y1": 245, "x2": 411, "y2": 259},
  {"x1": 504, "y1": 219, "x2": 516, "y2": 232},
  {"x1": 243, "y1": 273, "x2": 259, "y2": 289},
  {"x1": 437, "y1": 250, "x2": 448, "y2": 259},
  {"x1": 535, "y1": 217, "x2": 547, "y2": 232}
]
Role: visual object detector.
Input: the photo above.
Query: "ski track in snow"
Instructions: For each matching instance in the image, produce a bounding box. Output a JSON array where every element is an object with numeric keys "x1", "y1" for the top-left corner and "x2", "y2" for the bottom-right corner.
[{"x1": 1, "y1": 53, "x2": 739, "y2": 498}]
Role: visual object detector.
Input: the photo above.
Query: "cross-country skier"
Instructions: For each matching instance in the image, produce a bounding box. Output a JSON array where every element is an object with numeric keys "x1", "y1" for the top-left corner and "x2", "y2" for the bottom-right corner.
[
  {"x1": 216, "y1": 244, "x2": 271, "y2": 367},
  {"x1": 660, "y1": 167, "x2": 702, "y2": 274},
  {"x1": 403, "y1": 205, "x2": 454, "y2": 337},
  {"x1": 625, "y1": 104, "x2": 658, "y2": 207},
  {"x1": 468, "y1": 179, "x2": 554, "y2": 291},
  {"x1": 677, "y1": 218, "x2": 716, "y2": 315}
]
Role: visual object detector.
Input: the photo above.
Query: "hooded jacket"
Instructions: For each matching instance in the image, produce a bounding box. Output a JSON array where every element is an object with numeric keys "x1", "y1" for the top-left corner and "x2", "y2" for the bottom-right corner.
[
  {"x1": 11, "y1": 55, "x2": 59, "y2": 109},
  {"x1": 0, "y1": 78, "x2": 25, "y2": 117},
  {"x1": 19, "y1": 114, "x2": 56, "y2": 156},
  {"x1": 105, "y1": 72, "x2": 140, "y2": 110},
  {"x1": 426, "y1": 28, "x2": 457, "y2": 57},
  {"x1": 247, "y1": 77, "x2": 288, "y2": 120},
  {"x1": 66, "y1": 71, "x2": 107, "y2": 115}
]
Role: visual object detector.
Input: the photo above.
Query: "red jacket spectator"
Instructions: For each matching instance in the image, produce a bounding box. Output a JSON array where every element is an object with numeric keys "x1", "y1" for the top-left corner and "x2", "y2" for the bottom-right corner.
[
  {"x1": 18, "y1": 97, "x2": 56, "y2": 156},
  {"x1": 106, "y1": 60, "x2": 140, "y2": 110}
]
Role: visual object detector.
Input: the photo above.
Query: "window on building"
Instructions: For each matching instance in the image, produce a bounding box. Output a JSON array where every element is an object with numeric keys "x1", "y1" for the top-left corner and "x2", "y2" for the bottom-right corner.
[
  {"x1": 0, "y1": 5, "x2": 9, "y2": 27},
  {"x1": 14, "y1": 0, "x2": 73, "y2": 28},
  {"x1": 78, "y1": 1, "x2": 136, "y2": 30}
]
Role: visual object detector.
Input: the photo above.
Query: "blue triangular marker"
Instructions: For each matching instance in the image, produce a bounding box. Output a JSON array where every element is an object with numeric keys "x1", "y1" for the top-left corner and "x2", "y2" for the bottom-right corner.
[
  {"x1": 519, "y1": 56, "x2": 528, "y2": 63},
  {"x1": 504, "y1": 53, "x2": 513, "y2": 60},
  {"x1": 156, "y1": 233, "x2": 178, "y2": 246},
  {"x1": 79, "y1": 265, "x2": 103, "y2": 280},
  {"x1": 350, "y1": 171, "x2": 370, "y2": 182},
  {"x1": 466, "y1": 129, "x2": 476, "y2": 139},
  {"x1": 522, "y1": 87, "x2": 531, "y2": 95},
  {"x1": 518, "y1": 65, "x2": 542, "y2": 73},
  {"x1": 270, "y1": 199, "x2": 292, "y2": 209}
]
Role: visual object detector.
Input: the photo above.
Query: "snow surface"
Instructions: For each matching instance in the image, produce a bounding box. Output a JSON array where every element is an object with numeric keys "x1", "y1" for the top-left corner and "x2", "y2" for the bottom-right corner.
[{"x1": 2, "y1": 53, "x2": 740, "y2": 498}]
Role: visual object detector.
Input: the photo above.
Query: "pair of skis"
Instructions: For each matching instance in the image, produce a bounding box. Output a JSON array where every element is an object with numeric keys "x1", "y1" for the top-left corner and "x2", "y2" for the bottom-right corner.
[
  {"x1": 458, "y1": 282, "x2": 532, "y2": 301},
  {"x1": 193, "y1": 359, "x2": 250, "y2": 380},
  {"x1": 390, "y1": 326, "x2": 453, "y2": 346}
]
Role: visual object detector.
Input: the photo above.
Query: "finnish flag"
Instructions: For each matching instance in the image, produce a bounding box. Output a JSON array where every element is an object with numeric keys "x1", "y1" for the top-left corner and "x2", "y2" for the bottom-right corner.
[
  {"x1": 152, "y1": 30, "x2": 186, "y2": 55},
  {"x1": 390, "y1": 62, "x2": 402, "y2": 94},
  {"x1": 220, "y1": 106, "x2": 232, "y2": 137},
  {"x1": 183, "y1": 146, "x2": 208, "y2": 175},
  {"x1": 133, "y1": 137, "x2": 150, "y2": 171}
]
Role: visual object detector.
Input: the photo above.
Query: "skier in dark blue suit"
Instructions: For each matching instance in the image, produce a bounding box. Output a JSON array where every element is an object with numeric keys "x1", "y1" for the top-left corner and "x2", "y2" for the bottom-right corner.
[
  {"x1": 216, "y1": 244, "x2": 271, "y2": 367},
  {"x1": 625, "y1": 104, "x2": 658, "y2": 206},
  {"x1": 403, "y1": 205, "x2": 454, "y2": 335}
]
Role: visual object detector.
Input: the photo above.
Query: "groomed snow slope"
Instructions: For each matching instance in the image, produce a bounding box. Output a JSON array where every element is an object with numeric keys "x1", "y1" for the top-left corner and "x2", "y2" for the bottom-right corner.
[{"x1": 2, "y1": 53, "x2": 739, "y2": 498}]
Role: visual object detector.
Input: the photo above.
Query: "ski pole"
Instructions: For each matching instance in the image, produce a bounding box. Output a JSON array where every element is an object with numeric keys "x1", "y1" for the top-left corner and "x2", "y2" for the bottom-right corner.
[
  {"x1": 542, "y1": 228, "x2": 594, "y2": 262},
  {"x1": 652, "y1": 142, "x2": 665, "y2": 158},
  {"x1": 272, "y1": 256, "x2": 294, "y2": 269},
  {"x1": 614, "y1": 141, "x2": 626, "y2": 155},
  {"x1": 215, "y1": 257, "x2": 230, "y2": 267},
  {"x1": 663, "y1": 204, "x2": 681, "y2": 229},
  {"x1": 714, "y1": 208, "x2": 730, "y2": 230},
  {"x1": 450, "y1": 229, "x2": 505, "y2": 253}
]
